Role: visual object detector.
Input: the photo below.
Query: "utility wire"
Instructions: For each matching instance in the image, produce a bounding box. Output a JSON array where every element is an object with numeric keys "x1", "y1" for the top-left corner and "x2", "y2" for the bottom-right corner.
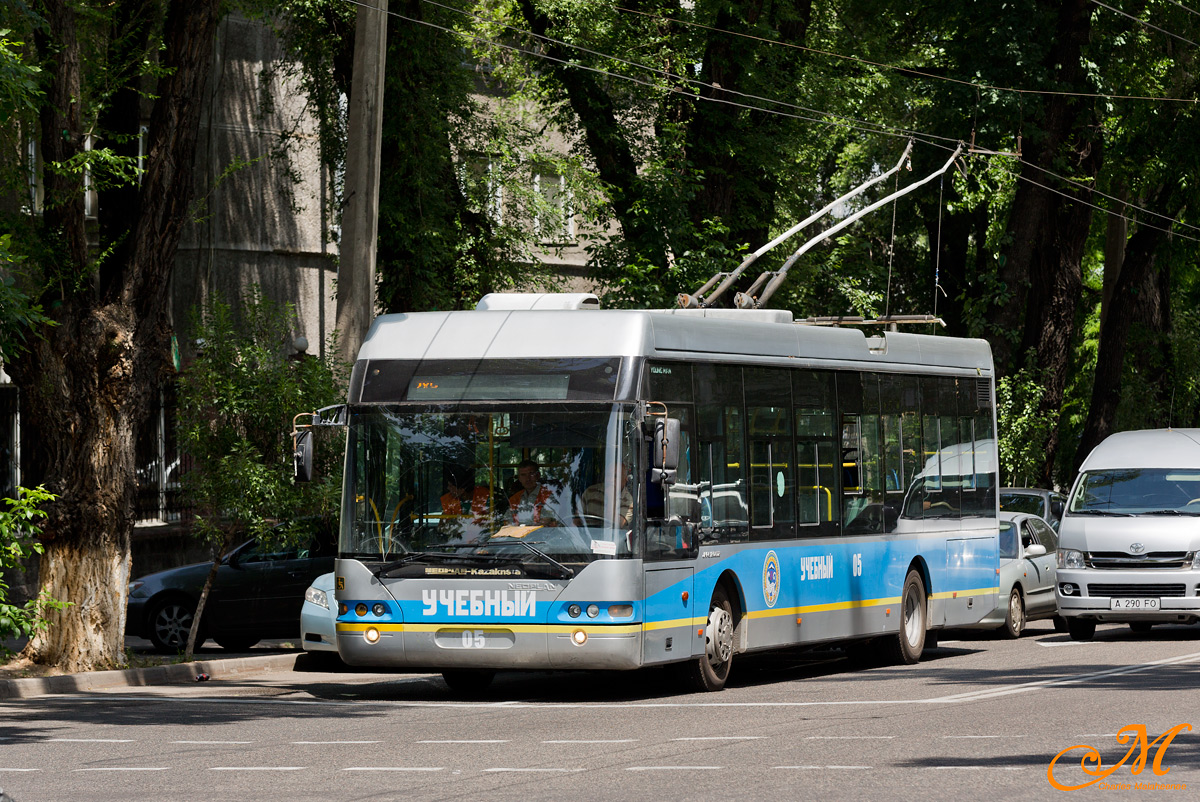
[
  {"x1": 1165, "y1": 0, "x2": 1200, "y2": 20},
  {"x1": 615, "y1": 4, "x2": 1200, "y2": 104},
  {"x1": 337, "y1": 0, "x2": 1197, "y2": 241},
  {"x1": 1091, "y1": 0, "x2": 1200, "y2": 48}
]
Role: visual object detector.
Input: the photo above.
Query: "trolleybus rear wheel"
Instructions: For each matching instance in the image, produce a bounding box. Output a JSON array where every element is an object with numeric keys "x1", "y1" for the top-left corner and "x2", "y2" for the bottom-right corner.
[
  {"x1": 441, "y1": 669, "x2": 496, "y2": 695},
  {"x1": 889, "y1": 569, "x2": 926, "y2": 664},
  {"x1": 680, "y1": 585, "x2": 735, "y2": 692}
]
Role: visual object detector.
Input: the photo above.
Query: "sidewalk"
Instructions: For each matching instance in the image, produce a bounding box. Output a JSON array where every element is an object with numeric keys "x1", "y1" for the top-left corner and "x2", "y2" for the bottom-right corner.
[{"x1": 0, "y1": 636, "x2": 316, "y2": 700}]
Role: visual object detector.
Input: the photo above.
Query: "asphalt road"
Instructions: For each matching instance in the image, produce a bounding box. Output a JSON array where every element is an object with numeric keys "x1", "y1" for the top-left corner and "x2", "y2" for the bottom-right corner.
[{"x1": 3, "y1": 621, "x2": 1199, "y2": 802}]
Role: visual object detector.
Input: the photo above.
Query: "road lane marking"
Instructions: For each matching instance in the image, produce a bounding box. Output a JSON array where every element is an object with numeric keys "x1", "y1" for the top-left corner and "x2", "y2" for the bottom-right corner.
[
  {"x1": 209, "y1": 767, "x2": 305, "y2": 771},
  {"x1": 418, "y1": 740, "x2": 509, "y2": 744},
  {"x1": 80, "y1": 651, "x2": 1200, "y2": 710},
  {"x1": 776, "y1": 765, "x2": 872, "y2": 770},
  {"x1": 484, "y1": 768, "x2": 585, "y2": 773},
  {"x1": 1038, "y1": 641, "x2": 1101, "y2": 647},
  {"x1": 50, "y1": 738, "x2": 135, "y2": 743},
  {"x1": 543, "y1": 740, "x2": 638, "y2": 744},
  {"x1": 806, "y1": 736, "x2": 894, "y2": 740},
  {"x1": 943, "y1": 735, "x2": 1024, "y2": 739},
  {"x1": 172, "y1": 740, "x2": 253, "y2": 744},
  {"x1": 73, "y1": 767, "x2": 169, "y2": 772},
  {"x1": 627, "y1": 766, "x2": 722, "y2": 771},
  {"x1": 672, "y1": 736, "x2": 763, "y2": 741},
  {"x1": 293, "y1": 740, "x2": 381, "y2": 745},
  {"x1": 343, "y1": 767, "x2": 445, "y2": 772},
  {"x1": 923, "y1": 766, "x2": 1025, "y2": 771},
  {"x1": 0, "y1": 769, "x2": 40, "y2": 772}
]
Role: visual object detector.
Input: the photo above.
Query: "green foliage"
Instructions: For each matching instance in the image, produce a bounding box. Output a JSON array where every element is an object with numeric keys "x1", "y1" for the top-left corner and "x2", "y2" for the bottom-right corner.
[
  {"x1": 996, "y1": 368, "x2": 1055, "y2": 487},
  {"x1": 0, "y1": 234, "x2": 53, "y2": 359},
  {"x1": 0, "y1": 486, "x2": 68, "y2": 648},
  {"x1": 178, "y1": 290, "x2": 347, "y2": 552}
]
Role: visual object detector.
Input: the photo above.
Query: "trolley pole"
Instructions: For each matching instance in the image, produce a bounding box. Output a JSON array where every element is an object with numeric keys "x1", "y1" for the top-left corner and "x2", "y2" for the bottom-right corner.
[{"x1": 336, "y1": 0, "x2": 388, "y2": 364}]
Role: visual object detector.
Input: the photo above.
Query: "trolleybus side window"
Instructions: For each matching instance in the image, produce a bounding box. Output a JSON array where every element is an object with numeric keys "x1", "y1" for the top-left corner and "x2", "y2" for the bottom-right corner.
[
  {"x1": 840, "y1": 372, "x2": 887, "y2": 534},
  {"x1": 746, "y1": 367, "x2": 795, "y2": 541},
  {"x1": 695, "y1": 363, "x2": 749, "y2": 543},
  {"x1": 794, "y1": 370, "x2": 839, "y2": 533}
]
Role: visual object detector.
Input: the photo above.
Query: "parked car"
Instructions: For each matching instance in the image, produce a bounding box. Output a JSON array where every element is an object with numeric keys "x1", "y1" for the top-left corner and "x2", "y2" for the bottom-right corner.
[
  {"x1": 1000, "y1": 487, "x2": 1067, "y2": 531},
  {"x1": 973, "y1": 511, "x2": 1060, "y2": 637},
  {"x1": 300, "y1": 571, "x2": 338, "y2": 654},
  {"x1": 1056, "y1": 428, "x2": 1200, "y2": 641},
  {"x1": 126, "y1": 518, "x2": 336, "y2": 653}
]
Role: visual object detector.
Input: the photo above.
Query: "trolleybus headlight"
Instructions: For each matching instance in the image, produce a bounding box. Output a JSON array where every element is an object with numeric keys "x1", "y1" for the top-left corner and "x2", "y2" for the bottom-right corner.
[
  {"x1": 586, "y1": 604, "x2": 600, "y2": 618},
  {"x1": 338, "y1": 602, "x2": 348, "y2": 616},
  {"x1": 355, "y1": 603, "x2": 368, "y2": 617},
  {"x1": 364, "y1": 626, "x2": 380, "y2": 644},
  {"x1": 567, "y1": 604, "x2": 582, "y2": 618},
  {"x1": 571, "y1": 629, "x2": 588, "y2": 645},
  {"x1": 608, "y1": 604, "x2": 634, "y2": 618},
  {"x1": 372, "y1": 602, "x2": 386, "y2": 616}
]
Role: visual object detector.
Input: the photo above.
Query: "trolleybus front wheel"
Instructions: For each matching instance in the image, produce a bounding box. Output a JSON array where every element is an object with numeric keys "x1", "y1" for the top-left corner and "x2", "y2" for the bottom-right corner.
[{"x1": 679, "y1": 585, "x2": 735, "y2": 692}]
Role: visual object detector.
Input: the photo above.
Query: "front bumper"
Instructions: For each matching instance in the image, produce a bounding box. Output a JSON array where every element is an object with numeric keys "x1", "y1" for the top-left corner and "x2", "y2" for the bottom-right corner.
[
  {"x1": 300, "y1": 601, "x2": 338, "y2": 652},
  {"x1": 1055, "y1": 568, "x2": 1200, "y2": 623},
  {"x1": 336, "y1": 622, "x2": 642, "y2": 670}
]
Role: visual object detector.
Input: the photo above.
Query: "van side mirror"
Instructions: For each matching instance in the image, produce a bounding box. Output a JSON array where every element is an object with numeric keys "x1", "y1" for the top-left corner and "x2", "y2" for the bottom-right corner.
[
  {"x1": 294, "y1": 429, "x2": 314, "y2": 483},
  {"x1": 651, "y1": 418, "x2": 680, "y2": 486}
]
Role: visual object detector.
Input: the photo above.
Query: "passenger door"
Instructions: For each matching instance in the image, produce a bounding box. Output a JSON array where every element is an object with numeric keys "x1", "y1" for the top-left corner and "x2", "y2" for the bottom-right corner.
[{"x1": 1020, "y1": 519, "x2": 1057, "y2": 615}]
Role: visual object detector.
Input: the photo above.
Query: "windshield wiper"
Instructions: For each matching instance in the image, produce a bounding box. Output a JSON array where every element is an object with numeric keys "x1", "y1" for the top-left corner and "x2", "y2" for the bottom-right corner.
[
  {"x1": 1142, "y1": 509, "x2": 1200, "y2": 516},
  {"x1": 510, "y1": 539, "x2": 574, "y2": 579},
  {"x1": 1071, "y1": 509, "x2": 1135, "y2": 517}
]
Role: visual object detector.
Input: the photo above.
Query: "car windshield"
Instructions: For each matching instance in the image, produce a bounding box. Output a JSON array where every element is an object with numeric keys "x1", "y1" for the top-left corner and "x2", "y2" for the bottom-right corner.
[
  {"x1": 340, "y1": 404, "x2": 640, "y2": 569},
  {"x1": 998, "y1": 521, "x2": 1018, "y2": 560},
  {"x1": 999, "y1": 492, "x2": 1045, "y2": 518},
  {"x1": 1069, "y1": 469, "x2": 1200, "y2": 515}
]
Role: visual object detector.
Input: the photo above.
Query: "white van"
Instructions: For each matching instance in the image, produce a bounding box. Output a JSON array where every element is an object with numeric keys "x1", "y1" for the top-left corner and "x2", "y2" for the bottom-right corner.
[{"x1": 1056, "y1": 428, "x2": 1200, "y2": 640}]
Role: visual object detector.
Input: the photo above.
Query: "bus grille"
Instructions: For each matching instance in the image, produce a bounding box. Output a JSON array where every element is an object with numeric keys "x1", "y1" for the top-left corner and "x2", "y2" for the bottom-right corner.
[
  {"x1": 1087, "y1": 583, "x2": 1187, "y2": 598},
  {"x1": 1086, "y1": 552, "x2": 1193, "y2": 569}
]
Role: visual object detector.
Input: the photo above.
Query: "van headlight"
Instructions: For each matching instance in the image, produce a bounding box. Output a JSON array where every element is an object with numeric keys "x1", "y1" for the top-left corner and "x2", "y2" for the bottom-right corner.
[
  {"x1": 1193, "y1": 551, "x2": 1200, "y2": 570},
  {"x1": 1058, "y1": 549, "x2": 1085, "y2": 569}
]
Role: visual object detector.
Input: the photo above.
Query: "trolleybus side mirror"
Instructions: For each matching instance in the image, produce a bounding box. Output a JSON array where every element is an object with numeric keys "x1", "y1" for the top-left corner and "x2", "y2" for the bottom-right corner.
[
  {"x1": 651, "y1": 418, "x2": 680, "y2": 486},
  {"x1": 294, "y1": 429, "x2": 314, "y2": 483}
]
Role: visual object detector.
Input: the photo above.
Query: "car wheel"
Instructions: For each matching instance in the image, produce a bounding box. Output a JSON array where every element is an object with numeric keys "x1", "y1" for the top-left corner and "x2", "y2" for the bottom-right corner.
[
  {"x1": 148, "y1": 598, "x2": 196, "y2": 654},
  {"x1": 213, "y1": 634, "x2": 261, "y2": 652},
  {"x1": 1003, "y1": 589, "x2": 1025, "y2": 639},
  {"x1": 1067, "y1": 618, "x2": 1096, "y2": 641}
]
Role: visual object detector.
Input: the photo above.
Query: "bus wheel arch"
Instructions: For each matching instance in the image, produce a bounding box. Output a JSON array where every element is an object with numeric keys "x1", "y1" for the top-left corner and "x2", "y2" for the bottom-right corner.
[
  {"x1": 889, "y1": 563, "x2": 928, "y2": 664},
  {"x1": 679, "y1": 574, "x2": 741, "y2": 692}
]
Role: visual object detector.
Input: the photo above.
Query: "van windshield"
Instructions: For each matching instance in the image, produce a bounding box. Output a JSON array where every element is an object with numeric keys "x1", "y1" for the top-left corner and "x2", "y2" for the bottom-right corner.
[{"x1": 1069, "y1": 469, "x2": 1200, "y2": 515}]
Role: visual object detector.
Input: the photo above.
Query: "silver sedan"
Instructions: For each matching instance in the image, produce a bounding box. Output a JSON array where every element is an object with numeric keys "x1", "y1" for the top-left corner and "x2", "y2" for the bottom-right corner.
[{"x1": 974, "y1": 511, "x2": 1062, "y2": 637}]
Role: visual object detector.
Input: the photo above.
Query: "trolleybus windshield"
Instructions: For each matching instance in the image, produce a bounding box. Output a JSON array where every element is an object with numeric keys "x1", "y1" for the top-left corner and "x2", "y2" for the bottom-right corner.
[{"x1": 341, "y1": 404, "x2": 641, "y2": 571}]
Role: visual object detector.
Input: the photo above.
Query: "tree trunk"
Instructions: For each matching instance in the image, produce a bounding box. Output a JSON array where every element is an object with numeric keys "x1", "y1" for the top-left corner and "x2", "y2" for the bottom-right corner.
[
  {"x1": 13, "y1": 0, "x2": 222, "y2": 672},
  {"x1": 1075, "y1": 195, "x2": 1177, "y2": 471}
]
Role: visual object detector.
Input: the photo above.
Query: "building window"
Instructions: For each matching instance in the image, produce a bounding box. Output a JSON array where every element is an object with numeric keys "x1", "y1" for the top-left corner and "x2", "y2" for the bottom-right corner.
[{"x1": 535, "y1": 171, "x2": 574, "y2": 244}]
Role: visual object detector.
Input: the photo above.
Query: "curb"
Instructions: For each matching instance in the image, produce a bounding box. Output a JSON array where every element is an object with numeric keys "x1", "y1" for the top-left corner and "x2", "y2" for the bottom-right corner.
[{"x1": 0, "y1": 652, "x2": 301, "y2": 700}]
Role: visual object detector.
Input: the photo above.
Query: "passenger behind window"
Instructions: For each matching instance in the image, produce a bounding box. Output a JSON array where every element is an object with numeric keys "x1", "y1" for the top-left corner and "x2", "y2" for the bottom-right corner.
[
  {"x1": 440, "y1": 467, "x2": 492, "y2": 542},
  {"x1": 581, "y1": 462, "x2": 633, "y2": 527}
]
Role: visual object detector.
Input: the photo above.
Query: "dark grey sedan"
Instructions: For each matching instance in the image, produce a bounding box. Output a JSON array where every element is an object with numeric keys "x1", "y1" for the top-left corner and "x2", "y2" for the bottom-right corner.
[{"x1": 125, "y1": 521, "x2": 336, "y2": 653}]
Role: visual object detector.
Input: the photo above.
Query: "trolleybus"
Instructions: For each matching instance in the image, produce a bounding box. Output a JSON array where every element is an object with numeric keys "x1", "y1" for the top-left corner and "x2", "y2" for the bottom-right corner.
[{"x1": 312, "y1": 293, "x2": 999, "y2": 692}]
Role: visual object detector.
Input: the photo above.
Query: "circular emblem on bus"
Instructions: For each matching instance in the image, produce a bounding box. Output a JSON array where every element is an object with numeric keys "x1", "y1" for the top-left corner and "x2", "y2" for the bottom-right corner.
[
  {"x1": 763, "y1": 550, "x2": 781, "y2": 609},
  {"x1": 1129, "y1": 543, "x2": 1146, "y2": 554}
]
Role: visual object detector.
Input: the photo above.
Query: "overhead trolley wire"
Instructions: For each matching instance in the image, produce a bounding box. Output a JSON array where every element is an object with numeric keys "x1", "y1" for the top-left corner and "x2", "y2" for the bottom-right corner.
[
  {"x1": 614, "y1": 3, "x2": 1200, "y2": 104},
  {"x1": 1090, "y1": 0, "x2": 1200, "y2": 48},
  {"x1": 335, "y1": 0, "x2": 1199, "y2": 243}
]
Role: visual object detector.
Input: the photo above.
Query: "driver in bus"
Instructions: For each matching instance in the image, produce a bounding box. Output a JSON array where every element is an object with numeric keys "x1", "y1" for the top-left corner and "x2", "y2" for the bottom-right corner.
[
  {"x1": 509, "y1": 459, "x2": 558, "y2": 526},
  {"x1": 440, "y1": 467, "x2": 492, "y2": 541}
]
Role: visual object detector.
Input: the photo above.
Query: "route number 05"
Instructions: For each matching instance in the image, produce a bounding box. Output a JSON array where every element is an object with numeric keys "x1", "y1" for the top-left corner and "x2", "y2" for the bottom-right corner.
[{"x1": 461, "y1": 630, "x2": 486, "y2": 648}]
